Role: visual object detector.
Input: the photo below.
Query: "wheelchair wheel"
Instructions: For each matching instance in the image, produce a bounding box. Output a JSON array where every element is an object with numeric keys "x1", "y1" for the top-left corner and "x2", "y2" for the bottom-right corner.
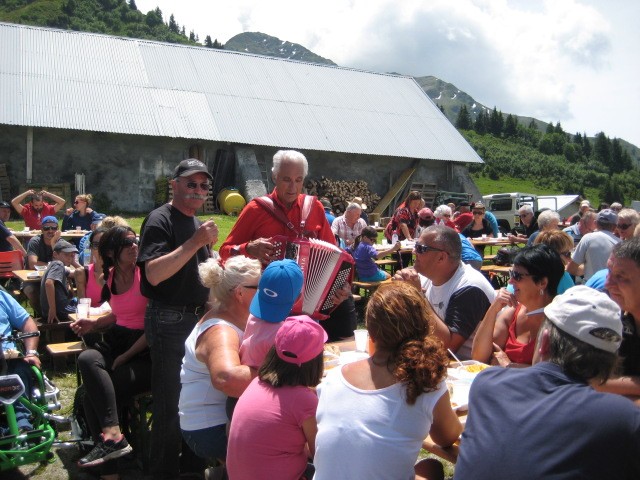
[{"x1": 72, "y1": 384, "x2": 92, "y2": 451}]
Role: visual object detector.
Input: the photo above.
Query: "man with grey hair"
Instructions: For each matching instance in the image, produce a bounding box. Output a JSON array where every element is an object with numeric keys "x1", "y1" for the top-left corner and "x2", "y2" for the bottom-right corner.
[
  {"x1": 563, "y1": 210, "x2": 597, "y2": 245},
  {"x1": 567, "y1": 209, "x2": 620, "y2": 281},
  {"x1": 508, "y1": 204, "x2": 537, "y2": 242},
  {"x1": 220, "y1": 150, "x2": 353, "y2": 341},
  {"x1": 331, "y1": 202, "x2": 367, "y2": 247},
  {"x1": 527, "y1": 209, "x2": 561, "y2": 245},
  {"x1": 455, "y1": 286, "x2": 640, "y2": 480},
  {"x1": 393, "y1": 225, "x2": 495, "y2": 358}
]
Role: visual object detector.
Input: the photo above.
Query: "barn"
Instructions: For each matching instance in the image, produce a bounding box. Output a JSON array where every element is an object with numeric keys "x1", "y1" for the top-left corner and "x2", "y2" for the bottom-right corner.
[{"x1": 0, "y1": 21, "x2": 482, "y2": 214}]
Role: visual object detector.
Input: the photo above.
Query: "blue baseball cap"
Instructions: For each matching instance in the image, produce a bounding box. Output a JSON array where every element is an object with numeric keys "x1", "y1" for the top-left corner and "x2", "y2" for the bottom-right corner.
[
  {"x1": 250, "y1": 259, "x2": 303, "y2": 323},
  {"x1": 42, "y1": 215, "x2": 58, "y2": 225},
  {"x1": 92, "y1": 213, "x2": 106, "y2": 225}
]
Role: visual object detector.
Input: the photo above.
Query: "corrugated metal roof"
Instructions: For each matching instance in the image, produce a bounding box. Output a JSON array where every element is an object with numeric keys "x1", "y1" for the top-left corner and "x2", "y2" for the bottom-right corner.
[{"x1": 0, "y1": 22, "x2": 482, "y2": 163}]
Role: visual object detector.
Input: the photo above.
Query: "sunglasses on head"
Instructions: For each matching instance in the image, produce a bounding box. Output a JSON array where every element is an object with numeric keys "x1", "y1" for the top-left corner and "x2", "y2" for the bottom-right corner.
[
  {"x1": 509, "y1": 269, "x2": 533, "y2": 282},
  {"x1": 42, "y1": 226, "x2": 58, "y2": 231},
  {"x1": 182, "y1": 181, "x2": 211, "y2": 191},
  {"x1": 617, "y1": 223, "x2": 632, "y2": 231},
  {"x1": 414, "y1": 243, "x2": 445, "y2": 254},
  {"x1": 120, "y1": 237, "x2": 139, "y2": 247}
]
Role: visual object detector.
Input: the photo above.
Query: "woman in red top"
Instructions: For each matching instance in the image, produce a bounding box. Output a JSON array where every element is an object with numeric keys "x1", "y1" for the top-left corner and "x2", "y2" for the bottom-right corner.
[
  {"x1": 471, "y1": 245, "x2": 564, "y2": 366},
  {"x1": 384, "y1": 191, "x2": 422, "y2": 267}
]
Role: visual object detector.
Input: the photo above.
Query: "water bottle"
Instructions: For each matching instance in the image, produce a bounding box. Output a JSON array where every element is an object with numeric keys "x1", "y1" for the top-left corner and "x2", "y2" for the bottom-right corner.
[{"x1": 391, "y1": 232, "x2": 399, "y2": 246}]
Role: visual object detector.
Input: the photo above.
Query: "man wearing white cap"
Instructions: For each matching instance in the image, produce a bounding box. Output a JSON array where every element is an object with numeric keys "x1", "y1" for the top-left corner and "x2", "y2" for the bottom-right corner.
[{"x1": 455, "y1": 286, "x2": 640, "y2": 480}]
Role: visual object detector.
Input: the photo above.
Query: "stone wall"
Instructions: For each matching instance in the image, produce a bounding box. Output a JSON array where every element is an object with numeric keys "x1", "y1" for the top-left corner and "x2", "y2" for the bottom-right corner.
[{"x1": 0, "y1": 126, "x2": 480, "y2": 214}]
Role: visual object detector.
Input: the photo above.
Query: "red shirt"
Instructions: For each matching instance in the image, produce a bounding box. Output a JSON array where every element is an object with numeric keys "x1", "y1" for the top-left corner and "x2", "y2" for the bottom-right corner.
[
  {"x1": 21, "y1": 203, "x2": 56, "y2": 230},
  {"x1": 219, "y1": 189, "x2": 335, "y2": 261}
]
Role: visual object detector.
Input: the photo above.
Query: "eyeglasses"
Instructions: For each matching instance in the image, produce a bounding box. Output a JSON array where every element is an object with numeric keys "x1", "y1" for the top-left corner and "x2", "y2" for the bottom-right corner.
[
  {"x1": 120, "y1": 237, "x2": 139, "y2": 247},
  {"x1": 242, "y1": 285, "x2": 259, "y2": 289},
  {"x1": 42, "y1": 226, "x2": 58, "y2": 231},
  {"x1": 182, "y1": 181, "x2": 211, "y2": 191},
  {"x1": 472, "y1": 211, "x2": 485, "y2": 215},
  {"x1": 519, "y1": 212, "x2": 531, "y2": 218},
  {"x1": 414, "y1": 243, "x2": 445, "y2": 254},
  {"x1": 90, "y1": 242, "x2": 100, "y2": 249},
  {"x1": 509, "y1": 270, "x2": 533, "y2": 282},
  {"x1": 617, "y1": 223, "x2": 632, "y2": 231},
  {"x1": 560, "y1": 251, "x2": 572, "y2": 258}
]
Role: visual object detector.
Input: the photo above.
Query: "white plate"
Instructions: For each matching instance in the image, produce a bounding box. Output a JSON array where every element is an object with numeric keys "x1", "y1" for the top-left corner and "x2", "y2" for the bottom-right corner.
[{"x1": 27, "y1": 272, "x2": 40, "y2": 279}]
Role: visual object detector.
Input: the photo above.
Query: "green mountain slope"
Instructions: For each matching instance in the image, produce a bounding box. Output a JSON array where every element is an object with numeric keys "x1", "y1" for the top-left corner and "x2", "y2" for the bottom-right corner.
[{"x1": 225, "y1": 31, "x2": 336, "y2": 65}]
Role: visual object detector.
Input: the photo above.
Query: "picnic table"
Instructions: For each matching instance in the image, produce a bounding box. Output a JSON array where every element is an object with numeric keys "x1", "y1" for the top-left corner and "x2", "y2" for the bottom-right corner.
[
  {"x1": 12, "y1": 229, "x2": 88, "y2": 240},
  {"x1": 12, "y1": 269, "x2": 45, "y2": 283}
]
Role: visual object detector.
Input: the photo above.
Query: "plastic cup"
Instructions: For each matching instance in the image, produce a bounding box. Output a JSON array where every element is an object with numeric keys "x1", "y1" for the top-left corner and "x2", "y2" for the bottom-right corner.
[
  {"x1": 79, "y1": 298, "x2": 91, "y2": 306},
  {"x1": 23, "y1": 227, "x2": 30, "y2": 232},
  {"x1": 481, "y1": 234, "x2": 487, "y2": 240},
  {"x1": 75, "y1": 226, "x2": 81, "y2": 231},
  {"x1": 76, "y1": 303, "x2": 89, "y2": 319},
  {"x1": 374, "y1": 221, "x2": 379, "y2": 227},
  {"x1": 497, "y1": 232, "x2": 503, "y2": 239},
  {"x1": 354, "y1": 329, "x2": 368, "y2": 352}
]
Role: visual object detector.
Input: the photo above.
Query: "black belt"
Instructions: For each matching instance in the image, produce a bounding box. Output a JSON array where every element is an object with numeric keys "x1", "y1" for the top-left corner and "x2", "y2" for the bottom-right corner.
[{"x1": 149, "y1": 300, "x2": 205, "y2": 316}]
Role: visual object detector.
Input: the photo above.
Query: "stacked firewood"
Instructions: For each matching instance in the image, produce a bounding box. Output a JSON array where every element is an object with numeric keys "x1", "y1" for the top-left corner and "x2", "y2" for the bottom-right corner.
[{"x1": 305, "y1": 177, "x2": 381, "y2": 214}]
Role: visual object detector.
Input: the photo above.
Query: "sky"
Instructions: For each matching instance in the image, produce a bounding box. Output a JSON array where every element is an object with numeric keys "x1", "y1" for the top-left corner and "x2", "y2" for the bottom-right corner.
[{"x1": 136, "y1": 0, "x2": 640, "y2": 147}]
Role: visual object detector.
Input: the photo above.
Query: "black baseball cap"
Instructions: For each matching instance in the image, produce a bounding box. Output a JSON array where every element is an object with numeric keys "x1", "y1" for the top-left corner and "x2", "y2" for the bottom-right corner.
[
  {"x1": 0, "y1": 201, "x2": 10, "y2": 209},
  {"x1": 173, "y1": 159, "x2": 213, "y2": 180}
]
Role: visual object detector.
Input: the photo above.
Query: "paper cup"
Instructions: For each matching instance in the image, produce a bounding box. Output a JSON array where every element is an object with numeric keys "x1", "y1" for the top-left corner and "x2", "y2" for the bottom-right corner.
[
  {"x1": 354, "y1": 329, "x2": 368, "y2": 352},
  {"x1": 76, "y1": 303, "x2": 89, "y2": 319},
  {"x1": 79, "y1": 298, "x2": 91, "y2": 305}
]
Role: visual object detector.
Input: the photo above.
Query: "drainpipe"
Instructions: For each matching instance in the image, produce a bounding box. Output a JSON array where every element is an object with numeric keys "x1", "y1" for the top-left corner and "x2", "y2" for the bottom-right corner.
[{"x1": 26, "y1": 127, "x2": 33, "y2": 184}]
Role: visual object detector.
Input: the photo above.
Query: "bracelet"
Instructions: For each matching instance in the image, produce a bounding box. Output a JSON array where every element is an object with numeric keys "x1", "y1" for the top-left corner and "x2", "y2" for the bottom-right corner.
[{"x1": 25, "y1": 349, "x2": 39, "y2": 357}]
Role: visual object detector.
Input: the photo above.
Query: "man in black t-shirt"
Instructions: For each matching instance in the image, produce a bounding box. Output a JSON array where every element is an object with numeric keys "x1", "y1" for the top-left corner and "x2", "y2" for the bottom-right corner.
[{"x1": 137, "y1": 159, "x2": 218, "y2": 480}]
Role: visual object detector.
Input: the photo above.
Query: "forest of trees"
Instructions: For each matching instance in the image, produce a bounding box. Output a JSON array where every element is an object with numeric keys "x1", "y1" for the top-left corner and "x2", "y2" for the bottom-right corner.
[
  {"x1": 455, "y1": 105, "x2": 638, "y2": 204},
  {"x1": 0, "y1": 0, "x2": 224, "y2": 48}
]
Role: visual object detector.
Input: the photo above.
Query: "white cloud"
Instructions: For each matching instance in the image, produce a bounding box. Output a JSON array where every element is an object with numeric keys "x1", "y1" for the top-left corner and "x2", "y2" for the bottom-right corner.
[{"x1": 136, "y1": 0, "x2": 639, "y2": 145}]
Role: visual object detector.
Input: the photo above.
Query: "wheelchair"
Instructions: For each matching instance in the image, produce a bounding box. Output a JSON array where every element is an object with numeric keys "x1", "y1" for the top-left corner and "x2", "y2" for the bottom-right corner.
[{"x1": 0, "y1": 331, "x2": 58, "y2": 471}]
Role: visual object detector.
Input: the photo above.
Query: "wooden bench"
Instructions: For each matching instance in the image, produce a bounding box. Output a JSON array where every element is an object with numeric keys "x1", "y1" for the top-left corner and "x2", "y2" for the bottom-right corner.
[
  {"x1": 46, "y1": 340, "x2": 85, "y2": 382},
  {"x1": 374, "y1": 258, "x2": 398, "y2": 274},
  {"x1": 352, "y1": 280, "x2": 383, "y2": 297}
]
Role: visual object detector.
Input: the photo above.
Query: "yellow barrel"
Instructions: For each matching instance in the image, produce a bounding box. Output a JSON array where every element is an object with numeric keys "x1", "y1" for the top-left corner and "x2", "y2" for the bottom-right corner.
[{"x1": 217, "y1": 187, "x2": 246, "y2": 216}]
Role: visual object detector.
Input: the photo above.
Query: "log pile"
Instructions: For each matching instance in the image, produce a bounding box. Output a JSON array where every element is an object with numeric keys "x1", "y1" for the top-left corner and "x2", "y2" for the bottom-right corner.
[{"x1": 305, "y1": 177, "x2": 381, "y2": 214}]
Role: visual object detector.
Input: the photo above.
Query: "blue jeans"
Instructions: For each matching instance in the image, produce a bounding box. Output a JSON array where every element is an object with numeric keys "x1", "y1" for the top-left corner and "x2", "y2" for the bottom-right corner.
[
  {"x1": 181, "y1": 424, "x2": 227, "y2": 464},
  {"x1": 145, "y1": 305, "x2": 201, "y2": 479}
]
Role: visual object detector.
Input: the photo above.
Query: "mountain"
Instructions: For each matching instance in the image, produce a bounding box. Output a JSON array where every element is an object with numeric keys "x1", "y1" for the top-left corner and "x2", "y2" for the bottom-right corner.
[{"x1": 225, "y1": 32, "x2": 336, "y2": 66}]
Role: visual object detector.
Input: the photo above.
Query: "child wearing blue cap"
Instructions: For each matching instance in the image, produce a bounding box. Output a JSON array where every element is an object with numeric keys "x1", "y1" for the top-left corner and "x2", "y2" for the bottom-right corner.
[{"x1": 239, "y1": 259, "x2": 304, "y2": 369}]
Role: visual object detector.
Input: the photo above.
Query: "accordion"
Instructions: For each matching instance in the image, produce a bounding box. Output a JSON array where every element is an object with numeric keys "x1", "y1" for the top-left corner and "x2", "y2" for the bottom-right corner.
[{"x1": 271, "y1": 235, "x2": 354, "y2": 319}]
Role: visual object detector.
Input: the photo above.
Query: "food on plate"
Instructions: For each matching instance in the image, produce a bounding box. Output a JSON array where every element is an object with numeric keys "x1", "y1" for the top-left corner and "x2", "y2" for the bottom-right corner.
[
  {"x1": 465, "y1": 363, "x2": 489, "y2": 373},
  {"x1": 324, "y1": 344, "x2": 340, "y2": 356}
]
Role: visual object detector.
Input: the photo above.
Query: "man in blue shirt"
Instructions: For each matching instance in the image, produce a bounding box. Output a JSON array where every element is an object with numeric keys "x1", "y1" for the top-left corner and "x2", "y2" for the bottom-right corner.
[{"x1": 455, "y1": 287, "x2": 640, "y2": 480}]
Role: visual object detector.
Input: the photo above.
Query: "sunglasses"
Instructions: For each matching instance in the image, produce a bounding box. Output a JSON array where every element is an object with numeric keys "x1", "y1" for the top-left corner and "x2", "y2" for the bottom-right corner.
[
  {"x1": 42, "y1": 226, "x2": 58, "y2": 231},
  {"x1": 414, "y1": 243, "x2": 445, "y2": 254},
  {"x1": 509, "y1": 270, "x2": 533, "y2": 282},
  {"x1": 120, "y1": 237, "x2": 139, "y2": 247},
  {"x1": 74, "y1": 200, "x2": 85, "y2": 204},
  {"x1": 472, "y1": 211, "x2": 485, "y2": 215},
  {"x1": 617, "y1": 223, "x2": 632, "y2": 231},
  {"x1": 560, "y1": 251, "x2": 572, "y2": 258},
  {"x1": 242, "y1": 285, "x2": 259, "y2": 289},
  {"x1": 183, "y1": 181, "x2": 211, "y2": 191}
]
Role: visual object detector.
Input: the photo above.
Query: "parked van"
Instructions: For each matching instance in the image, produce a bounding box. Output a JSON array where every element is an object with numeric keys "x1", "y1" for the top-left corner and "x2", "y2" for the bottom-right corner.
[{"x1": 482, "y1": 192, "x2": 538, "y2": 232}]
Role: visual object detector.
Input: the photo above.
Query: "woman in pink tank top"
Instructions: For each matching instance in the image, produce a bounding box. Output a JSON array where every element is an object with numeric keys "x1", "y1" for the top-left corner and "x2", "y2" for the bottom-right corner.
[{"x1": 70, "y1": 226, "x2": 151, "y2": 477}]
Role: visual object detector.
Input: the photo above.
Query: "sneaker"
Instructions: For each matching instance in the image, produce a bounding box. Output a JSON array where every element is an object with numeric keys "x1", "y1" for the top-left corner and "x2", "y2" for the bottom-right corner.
[{"x1": 78, "y1": 434, "x2": 132, "y2": 467}]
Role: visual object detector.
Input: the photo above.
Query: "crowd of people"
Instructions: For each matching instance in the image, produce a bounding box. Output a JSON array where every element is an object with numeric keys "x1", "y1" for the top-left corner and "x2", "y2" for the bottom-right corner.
[{"x1": 1, "y1": 150, "x2": 639, "y2": 480}]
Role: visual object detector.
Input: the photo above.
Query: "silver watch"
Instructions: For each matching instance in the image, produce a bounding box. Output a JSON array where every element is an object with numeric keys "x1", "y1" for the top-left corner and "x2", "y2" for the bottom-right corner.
[{"x1": 26, "y1": 349, "x2": 39, "y2": 357}]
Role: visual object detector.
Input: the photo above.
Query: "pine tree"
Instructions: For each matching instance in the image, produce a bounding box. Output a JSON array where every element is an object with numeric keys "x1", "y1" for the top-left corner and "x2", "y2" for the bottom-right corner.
[
  {"x1": 489, "y1": 107, "x2": 504, "y2": 136},
  {"x1": 129, "y1": 0, "x2": 137, "y2": 10},
  {"x1": 582, "y1": 132, "x2": 592, "y2": 158},
  {"x1": 204, "y1": 35, "x2": 213, "y2": 48},
  {"x1": 168, "y1": 14, "x2": 178, "y2": 33},
  {"x1": 455, "y1": 105, "x2": 472, "y2": 130},
  {"x1": 474, "y1": 110, "x2": 488, "y2": 135},
  {"x1": 212, "y1": 39, "x2": 224, "y2": 49},
  {"x1": 504, "y1": 114, "x2": 518, "y2": 137},
  {"x1": 545, "y1": 122, "x2": 555, "y2": 134},
  {"x1": 611, "y1": 138, "x2": 623, "y2": 173},
  {"x1": 593, "y1": 132, "x2": 612, "y2": 170},
  {"x1": 189, "y1": 30, "x2": 196, "y2": 42}
]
